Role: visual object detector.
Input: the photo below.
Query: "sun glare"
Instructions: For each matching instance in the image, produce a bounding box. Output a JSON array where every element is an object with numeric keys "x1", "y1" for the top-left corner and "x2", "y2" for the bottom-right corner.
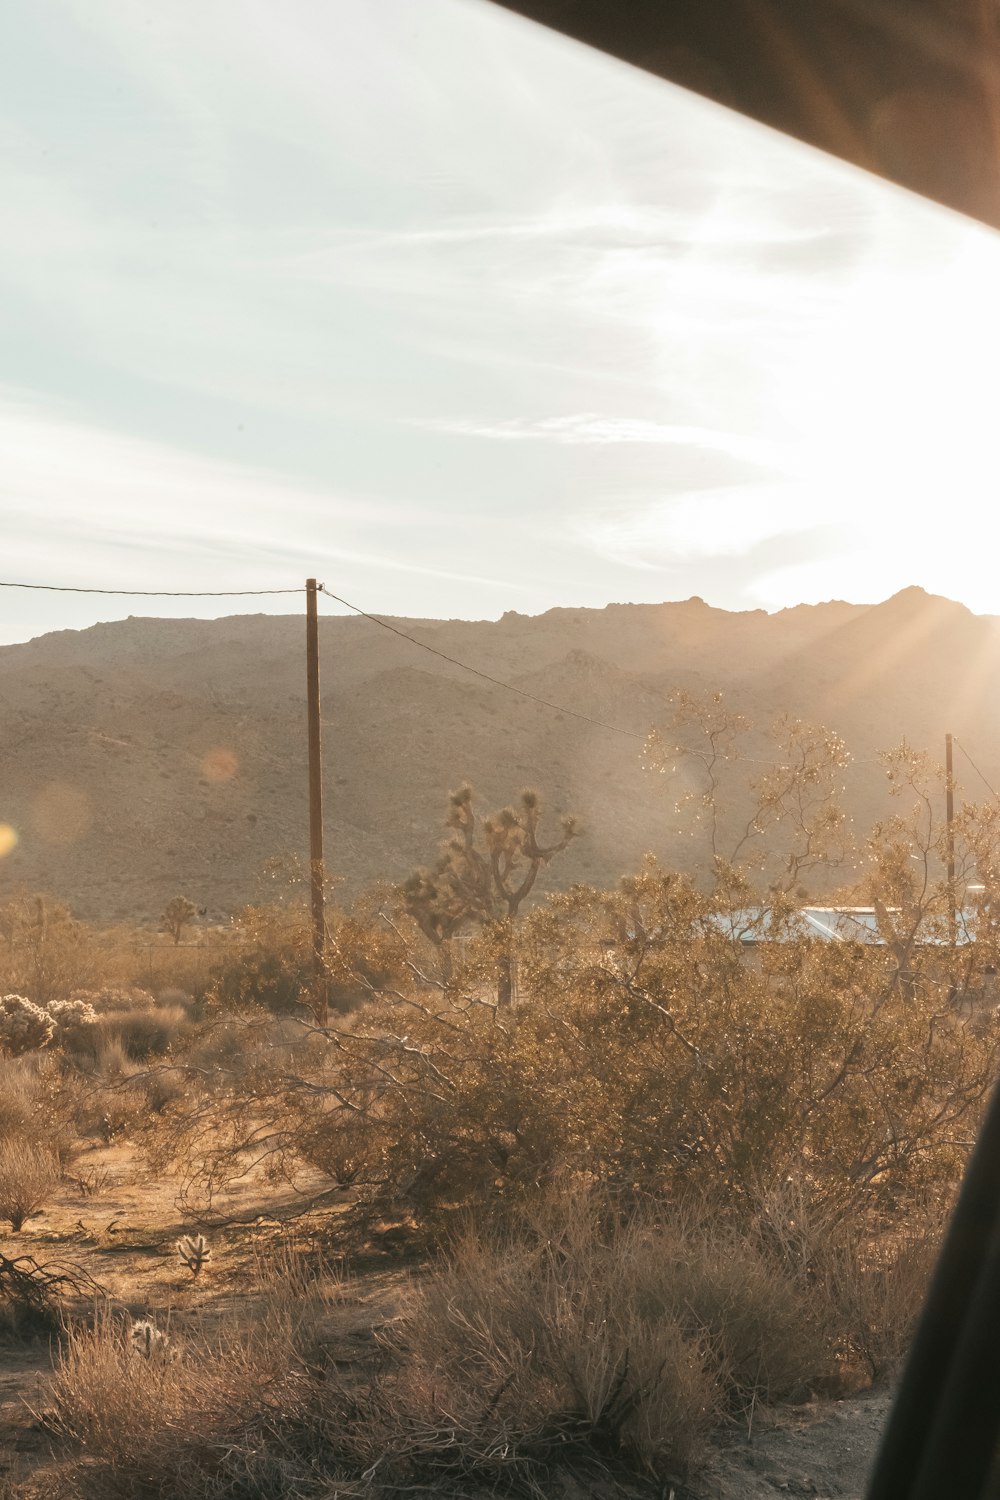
[
  {"x1": 202, "y1": 748, "x2": 240, "y2": 783},
  {"x1": 679, "y1": 203, "x2": 1000, "y2": 614}
]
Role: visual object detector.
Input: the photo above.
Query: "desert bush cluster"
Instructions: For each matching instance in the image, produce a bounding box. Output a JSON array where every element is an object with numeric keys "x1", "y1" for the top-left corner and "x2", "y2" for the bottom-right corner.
[
  {"x1": 35, "y1": 1192, "x2": 941, "y2": 1500},
  {"x1": 2, "y1": 717, "x2": 998, "y2": 1495}
]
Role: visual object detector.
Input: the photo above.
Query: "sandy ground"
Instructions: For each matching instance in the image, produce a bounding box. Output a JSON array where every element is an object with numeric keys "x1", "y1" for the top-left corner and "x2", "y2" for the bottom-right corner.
[
  {"x1": 0, "y1": 1143, "x2": 892, "y2": 1500},
  {"x1": 0, "y1": 1140, "x2": 365, "y2": 1486},
  {"x1": 690, "y1": 1390, "x2": 890, "y2": 1499}
]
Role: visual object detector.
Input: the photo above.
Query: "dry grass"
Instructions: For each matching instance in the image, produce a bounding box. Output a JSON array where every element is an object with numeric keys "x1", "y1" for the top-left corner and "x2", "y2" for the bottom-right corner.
[
  {"x1": 752, "y1": 1178, "x2": 945, "y2": 1382},
  {"x1": 45, "y1": 1255, "x2": 358, "y2": 1499},
  {"x1": 47, "y1": 1301, "x2": 330, "y2": 1477},
  {"x1": 42, "y1": 1195, "x2": 833, "y2": 1497},
  {"x1": 389, "y1": 1191, "x2": 828, "y2": 1482},
  {"x1": 47, "y1": 1310, "x2": 186, "y2": 1466},
  {"x1": 33, "y1": 1180, "x2": 940, "y2": 1500},
  {"x1": 0, "y1": 1142, "x2": 60, "y2": 1232},
  {"x1": 0, "y1": 1060, "x2": 40, "y2": 1143},
  {"x1": 0, "y1": 1055, "x2": 82, "y2": 1164},
  {"x1": 67, "y1": 928, "x2": 231, "y2": 1003}
]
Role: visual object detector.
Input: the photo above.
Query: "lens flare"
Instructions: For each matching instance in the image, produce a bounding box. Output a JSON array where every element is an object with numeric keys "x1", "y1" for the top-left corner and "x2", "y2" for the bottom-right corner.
[
  {"x1": 31, "y1": 782, "x2": 92, "y2": 845},
  {"x1": 0, "y1": 825, "x2": 18, "y2": 858},
  {"x1": 201, "y1": 747, "x2": 239, "y2": 783}
]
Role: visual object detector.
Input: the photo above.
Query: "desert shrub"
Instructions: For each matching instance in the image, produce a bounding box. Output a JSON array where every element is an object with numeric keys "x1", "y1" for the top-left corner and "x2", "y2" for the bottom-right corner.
[
  {"x1": 96, "y1": 1083, "x2": 149, "y2": 1145},
  {"x1": 0, "y1": 1058, "x2": 39, "y2": 1142},
  {"x1": 816, "y1": 1219, "x2": 941, "y2": 1382},
  {"x1": 156, "y1": 986, "x2": 190, "y2": 1007},
  {"x1": 0, "y1": 1140, "x2": 59, "y2": 1230},
  {"x1": 95, "y1": 1005, "x2": 187, "y2": 1059},
  {"x1": 48, "y1": 1267, "x2": 354, "y2": 1497},
  {"x1": 48, "y1": 1308, "x2": 189, "y2": 1468},
  {"x1": 0, "y1": 994, "x2": 54, "y2": 1056},
  {"x1": 165, "y1": 862, "x2": 1000, "y2": 1251},
  {"x1": 44, "y1": 1211, "x2": 714, "y2": 1497},
  {"x1": 0, "y1": 895, "x2": 97, "y2": 1004},
  {"x1": 224, "y1": 858, "x2": 1000, "y2": 1245},
  {"x1": 44, "y1": 1198, "x2": 884, "y2": 1500},
  {"x1": 0, "y1": 1054, "x2": 78, "y2": 1161},
  {"x1": 62, "y1": 1040, "x2": 148, "y2": 1143},
  {"x1": 753, "y1": 1178, "x2": 944, "y2": 1383},
  {"x1": 206, "y1": 901, "x2": 313, "y2": 1017},
  {"x1": 392, "y1": 1191, "x2": 828, "y2": 1483},
  {"x1": 514, "y1": 866, "x2": 1000, "y2": 1217},
  {"x1": 0, "y1": 1250, "x2": 105, "y2": 1338},
  {"x1": 208, "y1": 945, "x2": 311, "y2": 1016},
  {"x1": 395, "y1": 1219, "x2": 716, "y2": 1479},
  {"x1": 326, "y1": 912, "x2": 412, "y2": 1013},
  {"x1": 206, "y1": 900, "x2": 409, "y2": 1020},
  {"x1": 140, "y1": 1066, "x2": 190, "y2": 1115},
  {"x1": 92, "y1": 1037, "x2": 131, "y2": 1078},
  {"x1": 139, "y1": 942, "x2": 224, "y2": 1003},
  {"x1": 155, "y1": 986, "x2": 202, "y2": 1021},
  {"x1": 183, "y1": 1016, "x2": 259, "y2": 1076}
]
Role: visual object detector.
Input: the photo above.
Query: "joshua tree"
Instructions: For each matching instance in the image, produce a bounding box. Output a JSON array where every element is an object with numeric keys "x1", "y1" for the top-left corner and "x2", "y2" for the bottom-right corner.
[
  {"x1": 161, "y1": 896, "x2": 198, "y2": 946},
  {"x1": 404, "y1": 785, "x2": 578, "y2": 1004}
]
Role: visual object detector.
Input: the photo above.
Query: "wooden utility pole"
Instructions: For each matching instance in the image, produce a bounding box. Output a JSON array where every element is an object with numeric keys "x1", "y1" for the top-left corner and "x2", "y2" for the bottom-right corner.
[
  {"x1": 946, "y1": 731, "x2": 957, "y2": 951},
  {"x1": 305, "y1": 579, "x2": 327, "y2": 1025}
]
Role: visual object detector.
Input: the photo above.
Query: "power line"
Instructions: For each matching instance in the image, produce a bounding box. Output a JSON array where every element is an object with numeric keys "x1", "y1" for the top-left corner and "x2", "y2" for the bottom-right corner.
[
  {"x1": 0, "y1": 571, "x2": 902, "y2": 771},
  {"x1": 0, "y1": 579, "x2": 302, "y2": 597},
  {"x1": 954, "y1": 737, "x2": 1000, "y2": 801},
  {"x1": 318, "y1": 585, "x2": 890, "y2": 764},
  {"x1": 317, "y1": 584, "x2": 646, "y2": 741}
]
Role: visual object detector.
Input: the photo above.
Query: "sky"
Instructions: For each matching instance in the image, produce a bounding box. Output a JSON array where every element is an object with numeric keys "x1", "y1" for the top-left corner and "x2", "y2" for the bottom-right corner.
[{"x1": 3, "y1": 0, "x2": 1000, "y2": 645}]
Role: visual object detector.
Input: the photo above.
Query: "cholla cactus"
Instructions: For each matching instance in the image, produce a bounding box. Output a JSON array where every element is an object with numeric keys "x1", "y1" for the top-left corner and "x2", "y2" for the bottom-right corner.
[
  {"x1": 0, "y1": 994, "x2": 55, "y2": 1055},
  {"x1": 130, "y1": 1318, "x2": 176, "y2": 1362},
  {"x1": 70, "y1": 986, "x2": 155, "y2": 1015},
  {"x1": 176, "y1": 1233, "x2": 211, "y2": 1276},
  {"x1": 47, "y1": 996, "x2": 99, "y2": 1049}
]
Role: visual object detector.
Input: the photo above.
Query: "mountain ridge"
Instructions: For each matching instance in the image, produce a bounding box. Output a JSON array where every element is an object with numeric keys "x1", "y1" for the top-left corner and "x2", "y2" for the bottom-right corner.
[{"x1": 1, "y1": 587, "x2": 997, "y2": 922}]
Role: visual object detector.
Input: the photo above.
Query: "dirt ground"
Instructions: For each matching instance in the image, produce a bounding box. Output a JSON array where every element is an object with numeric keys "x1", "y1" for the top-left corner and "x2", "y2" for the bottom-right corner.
[
  {"x1": 0, "y1": 1142, "x2": 892, "y2": 1500},
  {"x1": 0, "y1": 1140, "x2": 379, "y2": 1486},
  {"x1": 689, "y1": 1390, "x2": 890, "y2": 1499}
]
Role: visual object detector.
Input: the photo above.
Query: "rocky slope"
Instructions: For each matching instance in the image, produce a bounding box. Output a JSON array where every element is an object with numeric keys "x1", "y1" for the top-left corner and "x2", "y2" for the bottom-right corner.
[{"x1": 1, "y1": 588, "x2": 998, "y2": 922}]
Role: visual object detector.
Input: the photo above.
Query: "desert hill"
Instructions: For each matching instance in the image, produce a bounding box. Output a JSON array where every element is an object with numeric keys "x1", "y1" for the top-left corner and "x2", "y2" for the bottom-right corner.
[{"x1": 1, "y1": 587, "x2": 999, "y2": 922}]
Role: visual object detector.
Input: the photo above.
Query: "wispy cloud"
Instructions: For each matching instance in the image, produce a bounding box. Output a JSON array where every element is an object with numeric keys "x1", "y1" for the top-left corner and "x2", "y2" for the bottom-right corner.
[
  {"x1": 3, "y1": 0, "x2": 1000, "y2": 643},
  {"x1": 0, "y1": 391, "x2": 529, "y2": 595},
  {"x1": 417, "y1": 413, "x2": 788, "y2": 468}
]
